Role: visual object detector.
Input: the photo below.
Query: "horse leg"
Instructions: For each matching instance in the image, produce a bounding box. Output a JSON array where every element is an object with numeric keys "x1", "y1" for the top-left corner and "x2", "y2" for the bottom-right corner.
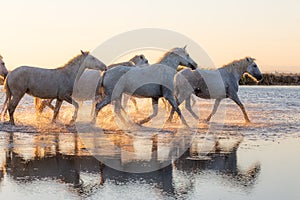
[
  {"x1": 1, "y1": 92, "x2": 10, "y2": 120},
  {"x1": 92, "y1": 95, "x2": 112, "y2": 124},
  {"x1": 166, "y1": 92, "x2": 185, "y2": 123},
  {"x1": 166, "y1": 97, "x2": 182, "y2": 123},
  {"x1": 230, "y1": 95, "x2": 250, "y2": 123},
  {"x1": 114, "y1": 98, "x2": 128, "y2": 124},
  {"x1": 160, "y1": 98, "x2": 169, "y2": 112},
  {"x1": 46, "y1": 99, "x2": 55, "y2": 111},
  {"x1": 52, "y1": 99, "x2": 63, "y2": 123},
  {"x1": 91, "y1": 95, "x2": 103, "y2": 117},
  {"x1": 191, "y1": 94, "x2": 197, "y2": 107},
  {"x1": 164, "y1": 94, "x2": 188, "y2": 127},
  {"x1": 8, "y1": 95, "x2": 23, "y2": 125},
  {"x1": 1, "y1": 103, "x2": 8, "y2": 120},
  {"x1": 185, "y1": 95, "x2": 199, "y2": 119},
  {"x1": 63, "y1": 96, "x2": 79, "y2": 124},
  {"x1": 206, "y1": 99, "x2": 222, "y2": 121},
  {"x1": 167, "y1": 107, "x2": 176, "y2": 122},
  {"x1": 138, "y1": 97, "x2": 158, "y2": 124}
]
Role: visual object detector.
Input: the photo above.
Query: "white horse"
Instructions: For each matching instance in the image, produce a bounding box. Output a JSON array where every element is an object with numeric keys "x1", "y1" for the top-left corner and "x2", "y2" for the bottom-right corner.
[
  {"x1": 93, "y1": 47, "x2": 198, "y2": 126},
  {"x1": 3, "y1": 51, "x2": 107, "y2": 125},
  {"x1": 168, "y1": 57, "x2": 263, "y2": 123}
]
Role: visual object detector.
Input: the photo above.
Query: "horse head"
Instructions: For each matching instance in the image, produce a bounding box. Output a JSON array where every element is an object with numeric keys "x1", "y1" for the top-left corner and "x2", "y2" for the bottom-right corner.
[
  {"x1": 130, "y1": 54, "x2": 149, "y2": 65},
  {"x1": 81, "y1": 50, "x2": 107, "y2": 71},
  {"x1": 245, "y1": 57, "x2": 263, "y2": 81},
  {"x1": 172, "y1": 46, "x2": 197, "y2": 70},
  {"x1": 0, "y1": 55, "x2": 9, "y2": 79}
]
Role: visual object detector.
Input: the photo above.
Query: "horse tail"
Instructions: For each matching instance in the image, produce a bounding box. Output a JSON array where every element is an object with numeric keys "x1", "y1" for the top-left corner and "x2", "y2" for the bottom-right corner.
[
  {"x1": 99, "y1": 70, "x2": 106, "y2": 97},
  {"x1": 1, "y1": 77, "x2": 11, "y2": 117}
]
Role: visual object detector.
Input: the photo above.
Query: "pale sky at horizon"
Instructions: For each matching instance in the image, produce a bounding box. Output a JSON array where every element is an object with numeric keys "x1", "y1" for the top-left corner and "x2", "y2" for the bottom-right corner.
[{"x1": 0, "y1": 0, "x2": 300, "y2": 72}]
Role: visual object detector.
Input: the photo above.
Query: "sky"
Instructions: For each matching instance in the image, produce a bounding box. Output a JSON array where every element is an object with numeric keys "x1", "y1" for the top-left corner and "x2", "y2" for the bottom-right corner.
[{"x1": 0, "y1": 0, "x2": 299, "y2": 72}]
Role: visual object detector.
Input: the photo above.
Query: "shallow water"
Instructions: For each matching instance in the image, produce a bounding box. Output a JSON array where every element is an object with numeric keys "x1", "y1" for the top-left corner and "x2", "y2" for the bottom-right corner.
[{"x1": 0, "y1": 86, "x2": 299, "y2": 199}]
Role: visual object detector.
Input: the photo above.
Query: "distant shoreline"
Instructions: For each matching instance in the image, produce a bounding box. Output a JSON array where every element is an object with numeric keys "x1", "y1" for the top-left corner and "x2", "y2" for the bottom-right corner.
[
  {"x1": 1, "y1": 73, "x2": 300, "y2": 86},
  {"x1": 240, "y1": 73, "x2": 300, "y2": 85}
]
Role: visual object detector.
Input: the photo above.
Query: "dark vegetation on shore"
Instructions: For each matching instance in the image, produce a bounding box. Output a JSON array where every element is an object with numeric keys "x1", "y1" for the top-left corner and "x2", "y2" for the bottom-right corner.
[{"x1": 239, "y1": 73, "x2": 300, "y2": 85}]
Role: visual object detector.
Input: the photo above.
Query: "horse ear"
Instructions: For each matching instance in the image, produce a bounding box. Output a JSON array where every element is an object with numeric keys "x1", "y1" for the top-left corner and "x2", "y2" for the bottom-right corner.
[
  {"x1": 183, "y1": 45, "x2": 187, "y2": 50},
  {"x1": 80, "y1": 50, "x2": 89, "y2": 55},
  {"x1": 246, "y1": 57, "x2": 254, "y2": 62}
]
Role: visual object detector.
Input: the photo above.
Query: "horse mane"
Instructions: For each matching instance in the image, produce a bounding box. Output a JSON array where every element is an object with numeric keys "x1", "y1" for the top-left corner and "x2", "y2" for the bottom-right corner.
[
  {"x1": 221, "y1": 57, "x2": 255, "y2": 72},
  {"x1": 57, "y1": 52, "x2": 88, "y2": 69},
  {"x1": 157, "y1": 48, "x2": 179, "y2": 63},
  {"x1": 129, "y1": 55, "x2": 140, "y2": 62},
  {"x1": 157, "y1": 51, "x2": 171, "y2": 63}
]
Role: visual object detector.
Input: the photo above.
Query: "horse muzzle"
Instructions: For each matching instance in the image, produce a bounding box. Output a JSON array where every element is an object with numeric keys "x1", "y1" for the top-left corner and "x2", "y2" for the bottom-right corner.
[
  {"x1": 256, "y1": 74, "x2": 263, "y2": 81},
  {"x1": 2, "y1": 71, "x2": 8, "y2": 79},
  {"x1": 188, "y1": 62, "x2": 198, "y2": 70}
]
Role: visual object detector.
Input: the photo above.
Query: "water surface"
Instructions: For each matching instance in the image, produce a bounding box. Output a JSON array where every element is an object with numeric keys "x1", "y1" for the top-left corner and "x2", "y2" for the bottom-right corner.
[{"x1": 0, "y1": 86, "x2": 299, "y2": 199}]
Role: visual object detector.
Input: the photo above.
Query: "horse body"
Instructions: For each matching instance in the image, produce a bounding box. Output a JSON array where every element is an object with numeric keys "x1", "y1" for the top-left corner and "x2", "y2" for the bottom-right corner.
[
  {"x1": 93, "y1": 47, "x2": 197, "y2": 126},
  {"x1": 169, "y1": 57, "x2": 263, "y2": 122},
  {"x1": 7, "y1": 66, "x2": 74, "y2": 99},
  {"x1": 4, "y1": 51, "x2": 107, "y2": 125},
  {"x1": 106, "y1": 64, "x2": 172, "y2": 99}
]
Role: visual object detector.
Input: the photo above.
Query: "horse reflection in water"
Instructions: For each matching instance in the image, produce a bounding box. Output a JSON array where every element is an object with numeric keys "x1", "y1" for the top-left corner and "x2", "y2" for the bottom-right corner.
[{"x1": 1, "y1": 130, "x2": 260, "y2": 197}]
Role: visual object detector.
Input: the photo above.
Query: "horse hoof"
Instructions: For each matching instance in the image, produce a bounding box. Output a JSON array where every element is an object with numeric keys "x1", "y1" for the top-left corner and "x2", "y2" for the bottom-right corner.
[{"x1": 69, "y1": 119, "x2": 75, "y2": 125}]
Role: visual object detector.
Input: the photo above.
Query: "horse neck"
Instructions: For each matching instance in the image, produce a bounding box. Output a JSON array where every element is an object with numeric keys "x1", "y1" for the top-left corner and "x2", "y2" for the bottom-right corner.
[
  {"x1": 223, "y1": 62, "x2": 248, "y2": 82},
  {"x1": 157, "y1": 53, "x2": 180, "y2": 71},
  {"x1": 61, "y1": 57, "x2": 86, "y2": 80}
]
